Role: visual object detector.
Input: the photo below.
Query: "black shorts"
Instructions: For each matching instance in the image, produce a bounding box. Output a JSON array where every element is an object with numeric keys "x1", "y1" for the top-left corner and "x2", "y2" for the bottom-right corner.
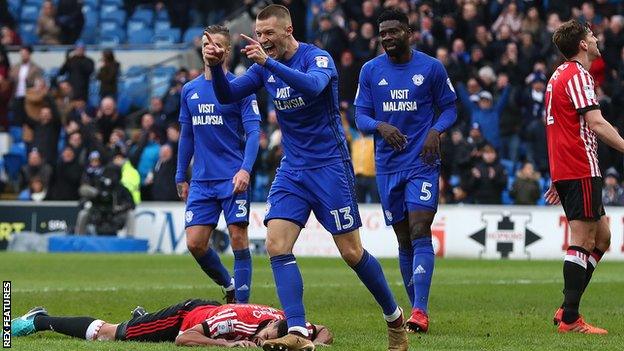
[
  {"x1": 554, "y1": 177, "x2": 605, "y2": 221},
  {"x1": 115, "y1": 299, "x2": 220, "y2": 342}
]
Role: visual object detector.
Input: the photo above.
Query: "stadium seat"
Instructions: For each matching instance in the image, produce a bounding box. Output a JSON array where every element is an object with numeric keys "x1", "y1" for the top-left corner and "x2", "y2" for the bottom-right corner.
[
  {"x1": 20, "y1": 4, "x2": 39, "y2": 22},
  {"x1": 100, "y1": 9, "x2": 126, "y2": 26},
  {"x1": 88, "y1": 80, "x2": 101, "y2": 107},
  {"x1": 99, "y1": 29, "x2": 125, "y2": 46},
  {"x1": 99, "y1": 19, "x2": 122, "y2": 32},
  {"x1": 127, "y1": 28, "x2": 153, "y2": 44},
  {"x1": 154, "y1": 19, "x2": 171, "y2": 31},
  {"x1": 24, "y1": 0, "x2": 44, "y2": 7},
  {"x1": 19, "y1": 22, "x2": 38, "y2": 45},
  {"x1": 155, "y1": 9, "x2": 169, "y2": 21},
  {"x1": 127, "y1": 18, "x2": 148, "y2": 32},
  {"x1": 151, "y1": 66, "x2": 176, "y2": 98},
  {"x1": 83, "y1": 10, "x2": 98, "y2": 28},
  {"x1": 82, "y1": 0, "x2": 99, "y2": 8},
  {"x1": 8, "y1": 126, "x2": 22, "y2": 143},
  {"x1": 8, "y1": 1, "x2": 19, "y2": 19},
  {"x1": 500, "y1": 159, "x2": 515, "y2": 177},
  {"x1": 101, "y1": 0, "x2": 123, "y2": 6},
  {"x1": 131, "y1": 9, "x2": 154, "y2": 25},
  {"x1": 183, "y1": 27, "x2": 204, "y2": 43},
  {"x1": 152, "y1": 28, "x2": 181, "y2": 46},
  {"x1": 3, "y1": 153, "x2": 25, "y2": 183}
]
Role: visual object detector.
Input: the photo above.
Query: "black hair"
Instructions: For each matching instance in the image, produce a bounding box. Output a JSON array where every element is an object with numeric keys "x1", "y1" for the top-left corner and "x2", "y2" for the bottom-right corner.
[
  {"x1": 377, "y1": 9, "x2": 409, "y2": 27},
  {"x1": 276, "y1": 320, "x2": 288, "y2": 337}
]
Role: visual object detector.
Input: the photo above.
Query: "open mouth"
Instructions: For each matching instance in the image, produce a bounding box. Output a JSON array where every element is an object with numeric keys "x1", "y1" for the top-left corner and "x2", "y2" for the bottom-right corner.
[{"x1": 263, "y1": 44, "x2": 276, "y2": 55}]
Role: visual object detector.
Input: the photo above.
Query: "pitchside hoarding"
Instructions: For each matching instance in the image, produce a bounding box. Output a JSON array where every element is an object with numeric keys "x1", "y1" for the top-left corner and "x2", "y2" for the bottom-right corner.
[{"x1": 2, "y1": 202, "x2": 624, "y2": 260}]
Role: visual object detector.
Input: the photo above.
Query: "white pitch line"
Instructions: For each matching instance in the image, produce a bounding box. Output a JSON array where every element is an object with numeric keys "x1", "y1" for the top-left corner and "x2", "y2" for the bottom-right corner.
[{"x1": 12, "y1": 277, "x2": 624, "y2": 294}]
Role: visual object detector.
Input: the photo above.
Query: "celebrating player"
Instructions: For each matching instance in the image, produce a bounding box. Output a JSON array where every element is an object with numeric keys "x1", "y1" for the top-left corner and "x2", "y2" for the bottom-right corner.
[
  {"x1": 203, "y1": 5, "x2": 407, "y2": 351},
  {"x1": 11, "y1": 300, "x2": 332, "y2": 347},
  {"x1": 176, "y1": 25, "x2": 261, "y2": 304},
  {"x1": 354, "y1": 9, "x2": 457, "y2": 333},
  {"x1": 544, "y1": 20, "x2": 624, "y2": 334}
]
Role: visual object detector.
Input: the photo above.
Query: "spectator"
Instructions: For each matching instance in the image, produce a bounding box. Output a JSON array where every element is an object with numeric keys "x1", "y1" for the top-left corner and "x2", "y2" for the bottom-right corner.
[
  {"x1": 337, "y1": 50, "x2": 359, "y2": 116},
  {"x1": 95, "y1": 97, "x2": 125, "y2": 143},
  {"x1": 440, "y1": 128, "x2": 472, "y2": 182},
  {"x1": 55, "y1": 0, "x2": 84, "y2": 44},
  {"x1": 26, "y1": 106, "x2": 60, "y2": 165},
  {"x1": 467, "y1": 144, "x2": 507, "y2": 204},
  {"x1": 602, "y1": 168, "x2": 624, "y2": 206},
  {"x1": 457, "y1": 76, "x2": 510, "y2": 151},
  {"x1": 315, "y1": 14, "x2": 348, "y2": 62},
  {"x1": 54, "y1": 79, "x2": 74, "y2": 124},
  {"x1": 66, "y1": 130, "x2": 88, "y2": 166},
  {"x1": 603, "y1": 16, "x2": 624, "y2": 72},
  {"x1": 96, "y1": 49, "x2": 120, "y2": 99},
  {"x1": 47, "y1": 146, "x2": 83, "y2": 200},
  {"x1": 521, "y1": 7, "x2": 543, "y2": 38},
  {"x1": 349, "y1": 22, "x2": 378, "y2": 61},
  {"x1": 165, "y1": 122, "x2": 180, "y2": 155},
  {"x1": 0, "y1": 25, "x2": 21, "y2": 45},
  {"x1": 82, "y1": 150, "x2": 104, "y2": 186},
  {"x1": 37, "y1": 0, "x2": 61, "y2": 45},
  {"x1": 19, "y1": 149, "x2": 53, "y2": 191},
  {"x1": 18, "y1": 176, "x2": 47, "y2": 202},
  {"x1": 510, "y1": 162, "x2": 541, "y2": 205},
  {"x1": 148, "y1": 144, "x2": 178, "y2": 201},
  {"x1": 111, "y1": 145, "x2": 141, "y2": 205},
  {"x1": 491, "y1": 2, "x2": 523, "y2": 39},
  {"x1": 9, "y1": 45, "x2": 43, "y2": 125},
  {"x1": 24, "y1": 77, "x2": 54, "y2": 122},
  {"x1": 0, "y1": 46, "x2": 9, "y2": 130},
  {"x1": 59, "y1": 43, "x2": 95, "y2": 101},
  {"x1": 521, "y1": 73, "x2": 548, "y2": 173},
  {"x1": 351, "y1": 134, "x2": 378, "y2": 203}
]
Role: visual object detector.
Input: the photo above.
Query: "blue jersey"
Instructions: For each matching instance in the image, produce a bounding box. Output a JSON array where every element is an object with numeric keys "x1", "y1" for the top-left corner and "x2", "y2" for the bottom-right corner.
[
  {"x1": 354, "y1": 50, "x2": 457, "y2": 174},
  {"x1": 179, "y1": 74, "x2": 261, "y2": 181},
  {"x1": 245, "y1": 43, "x2": 349, "y2": 170}
]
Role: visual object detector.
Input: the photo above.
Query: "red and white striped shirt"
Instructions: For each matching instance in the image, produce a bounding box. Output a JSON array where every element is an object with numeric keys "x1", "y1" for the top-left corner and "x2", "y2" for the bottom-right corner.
[
  {"x1": 545, "y1": 61, "x2": 601, "y2": 181},
  {"x1": 179, "y1": 304, "x2": 313, "y2": 341}
]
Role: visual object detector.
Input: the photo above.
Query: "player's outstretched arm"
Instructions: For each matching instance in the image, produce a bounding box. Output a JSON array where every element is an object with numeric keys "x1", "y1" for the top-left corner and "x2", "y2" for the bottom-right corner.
[
  {"x1": 264, "y1": 57, "x2": 331, "y2": 97},
  {"x1": 233, "y1": 120, "x2": 261, "y2": 194},
  {"x1": 585, "y1": 109, "x2": 624, "y2": 153},
  {"x1": 209, "y1": 65, "x2": 263, "y2": 105},
  {"x1": 175, "y1": 324, "x2": 256, "y2": 347},
  {"x1": 311, "y1": 324, "x2": 333, "y2": 346},
  {"x1": 176, "y1": 123, "x2": 193, "y2": 200}
]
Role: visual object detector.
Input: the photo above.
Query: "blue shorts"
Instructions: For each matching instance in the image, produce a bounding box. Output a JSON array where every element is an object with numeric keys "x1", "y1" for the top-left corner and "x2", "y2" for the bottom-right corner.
[
  {"x1": 265, "y1": 161, "x2": 362, "y2": 235},
  {"x1": 185, "y1": 180, "x2": 250, "y2": 228},
  {"x1": 377, "y1": 164, "x2": 439, "y2": 226}
]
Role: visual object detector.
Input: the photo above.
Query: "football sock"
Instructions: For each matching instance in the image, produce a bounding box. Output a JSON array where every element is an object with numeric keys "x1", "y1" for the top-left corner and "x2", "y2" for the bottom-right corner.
[
  {"x1": 583, "y1": 248, "x2": 604, "y2": 292},
  {"x1": 412, "y1": 237, "x2": 435, "y2": 313},
  {"x1": 270, "y1": 254, "x2": 308, "y2": 336},
  {"x1": 351, "y1": 249, "x2": 399, "y2": 318},
  {"x1": 398, "y1": 247, "x2": 415, "y2": 306},
  {"x1": 34, "y1": 315, "x2": 96, "y2": 339},
  {"x1": 233, "y1": 248, "x2": 252, "y2": 303},
  {"x1": 194, "y1": 248, "x2": 232, "y2": 288},
  {"x1": 562, "y1": 246, "x2": 588, "y2": 324}
]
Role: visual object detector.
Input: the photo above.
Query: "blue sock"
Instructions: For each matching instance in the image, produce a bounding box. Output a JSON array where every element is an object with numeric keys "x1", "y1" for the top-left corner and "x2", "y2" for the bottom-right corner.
[
  {"x1": 398, "y1": 247, "x2": 415, "y2": 306},
  {"x1": 270, "y1": 254, "x2": 307, "y2": 335},
  {"x1": 233, "y1": 248, "x2": 252, "y2": 303},
  {"x1": 194, "y1": 248, "x2": 232, "y2": 288},
  {"x1": 412, "y1": 237, "x2": 435, "y2": 312},
  {"x1": 352, "y1": 250, "x2": 399, "y2": 317}
]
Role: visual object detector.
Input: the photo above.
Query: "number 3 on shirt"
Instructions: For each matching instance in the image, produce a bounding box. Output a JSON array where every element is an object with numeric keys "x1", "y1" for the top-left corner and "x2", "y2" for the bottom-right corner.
[{"x1": 330, "y1": 206, "x2": 354, "y2": 231}]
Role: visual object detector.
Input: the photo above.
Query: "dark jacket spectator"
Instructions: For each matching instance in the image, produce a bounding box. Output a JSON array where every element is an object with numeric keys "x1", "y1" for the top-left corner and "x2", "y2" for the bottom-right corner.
[
  {"x1": 150, "y1": 144, "x2": 178, "y2": 201},
  {"x1": 26, "y1": 106, "x2": 61, "y2": 165},
  {"x1": 19, "y1": 149, "x2": 53, "y2": 190},
  {"x1": 59, "y1": 44, "x2": 94, "y2": 101},
  {"x1": 315, "y1": 15, "x2": 348, "y2": 63},
  {"x1": 96, "y1": 49, "x2": 119, "y2": 99},
  {"x1": 95, "y1": 97, "x2": 125, "y2": 143},
  {"x1": 510, "y1": 162, "x2": 541, "y2": 205},
  {"x1": 468, "y1": 145, "x2": 508, "y2": 204},
  {"x1": 337, "y1": 50, "x2": 359, "y2": 106},
  {"x1": 47, "y1": 146, "x2": 83, "y2": 200},
  {"x1": 55, "y1": 0, "x2": 84, "y2": 45}
]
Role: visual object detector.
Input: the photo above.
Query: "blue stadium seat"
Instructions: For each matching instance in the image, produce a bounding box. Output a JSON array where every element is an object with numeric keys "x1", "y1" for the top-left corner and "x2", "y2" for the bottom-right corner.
[
  {"x1": 152, "y1": 28, "x2": 181, "y2": 46},
  {"x1": 83, "y1": 10, "x2": 98, "y2": 28},
  {"x1": 183, "y1": 27, "x2": 204, "y2": 43},
  {"x1": 100, "y1": 19, "x2": 122, "y2": 32},
  {"x1": 500, "y1": 159, "x2": 515, "y2": 177},
  {"x1": 89, "y1": 81, "x2": 101, "y2": 107},
  {"x1": 19, "y1": 22, "x2": 38, "y2": 45},
  {"x1": 8, "y1": 1, "x2": 20, "y2": 19},
  {"x1": 127, "y1": 28, "x2": 153, "y2": 44},
  {"x1": 127, "y1": 19, "x2": 148, "y2": 32},
  {"x1": 151, "y1": 66, "x2": 176, "y2": 98},
  {"x1": 154, "y1": 20, "x2": 171, "y2": 31},
  {"x1": 24, "y1": 0, "x2": 44, "y2": 7},
  {"x1": 8, "y1": 126, "x2": 23, "y2": 143},
  {"x1": 101, "y1": 9, "x2": 126, "y2": 26},
  {"x1": 99, "y1": 29, "x2": 126, "y2": 46},
  {"x1": 82, "y1": 0, "x2": 99, "y2": 7},
  {"x1": 3, "y1": 153, "x2": 26, "y2": 183},
  {"x1": 131, "y1": 9, "x2": 154, "y2": 25},
  {"x1": 155, "y1": 9, "x2": 169, "y2": 21},
  {"x1": 101, "y1": 0, "x2": 123, "y2": 6},
  {"x1": 20, "y1": 4, "x2": 39, "y2": 22},
  {"x1": 7, "y1": 0, "x2": 20, "y2": 10},
  {"x1": 126, "y1": 65, "x2": 148, "y2": 76},
  {"x1": 100, "y1": 4, "x2": 120, "y2": 16}
]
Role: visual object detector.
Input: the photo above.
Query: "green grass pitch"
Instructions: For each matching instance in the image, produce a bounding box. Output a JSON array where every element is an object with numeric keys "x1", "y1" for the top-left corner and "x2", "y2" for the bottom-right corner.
[{"x1": 2, "y1": 253, "x2": 623, "y2": 350}]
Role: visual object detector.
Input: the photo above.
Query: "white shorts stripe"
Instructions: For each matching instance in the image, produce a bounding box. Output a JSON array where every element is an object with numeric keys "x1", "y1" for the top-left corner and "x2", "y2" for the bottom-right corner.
[{"x1": 565, "y1": 254, "x2": 588, "y2": 269}]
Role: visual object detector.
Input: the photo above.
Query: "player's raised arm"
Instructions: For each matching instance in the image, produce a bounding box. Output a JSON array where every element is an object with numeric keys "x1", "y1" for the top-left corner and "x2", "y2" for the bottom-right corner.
[
  {"x1": 232, "y1": 96, "x2": 262, "y2": 194},
  {"x1": 310, "y1": 324, "x2": 333, "y2": 346}
]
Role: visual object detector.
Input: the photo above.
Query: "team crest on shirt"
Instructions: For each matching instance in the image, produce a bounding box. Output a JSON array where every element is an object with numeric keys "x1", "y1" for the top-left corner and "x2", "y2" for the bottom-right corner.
[
  {"x1": 412, "y1": 74, "x2": 424, "y2": 86},
  {"x1": 385, "y1": 210, "x2": 393, "y2": 222},
  {"x1": 185, "y1": 210, "x2": 194, "y2": 223},
  {"x1": 315, "y1": 56, "x2": 329, "y2": 68},
  {"x1": 583, "y1": 85, "x2": 595, "y2": 100},
  {"x1": 265, "y1": 201, "x2": 272, "y2": 214},
  {"x1": 251, "y1": 100, "x2": 260, "y2": 115},
  {"x1": 213, "y1": 320, "x2": 234, "y2": 336}
]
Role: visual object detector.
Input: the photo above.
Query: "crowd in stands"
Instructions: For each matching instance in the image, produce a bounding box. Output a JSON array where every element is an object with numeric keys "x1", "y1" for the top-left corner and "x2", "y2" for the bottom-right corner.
[{"x1": 3, "y1": 0, "x2": 624, "y2": 207}]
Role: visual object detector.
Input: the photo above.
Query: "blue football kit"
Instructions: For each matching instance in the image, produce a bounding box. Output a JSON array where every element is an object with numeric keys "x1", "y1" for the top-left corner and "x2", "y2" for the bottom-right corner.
[
  {"x1": 210, "y1": 42, "x2": 401, "y2": 336},
  {"x1": 355, "y1": 49, "x2": 457, "y2": 316},
  {"x1": 355, "y1": 49, "x2": 457, "y2": 225},
  {"x1": 176, "y1": 72, "x2": 260, "y2": 304}
]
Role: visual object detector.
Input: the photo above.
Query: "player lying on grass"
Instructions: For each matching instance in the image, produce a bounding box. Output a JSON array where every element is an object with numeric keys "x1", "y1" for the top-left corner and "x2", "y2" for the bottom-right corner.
[{"x1": 11, "y1": 299, "x2": 332, "y2": 348}]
